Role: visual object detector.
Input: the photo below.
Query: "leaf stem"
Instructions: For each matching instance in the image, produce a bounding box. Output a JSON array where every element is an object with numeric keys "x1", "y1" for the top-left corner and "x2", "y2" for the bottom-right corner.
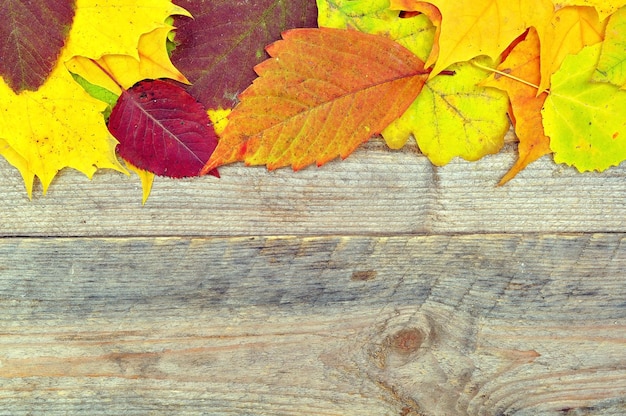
[{"x1": 472, "y1": 61, "x2": 541, "y2": 91}]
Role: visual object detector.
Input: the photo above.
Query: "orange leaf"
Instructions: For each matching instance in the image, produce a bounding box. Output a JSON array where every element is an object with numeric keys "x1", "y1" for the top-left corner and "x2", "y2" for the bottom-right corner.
[
  {"x1": 481, "y1": 28, "x2": 551, "y2": 185},
  {"x1": 202, "y1": 27, "x2": 430, "y2": 173}
]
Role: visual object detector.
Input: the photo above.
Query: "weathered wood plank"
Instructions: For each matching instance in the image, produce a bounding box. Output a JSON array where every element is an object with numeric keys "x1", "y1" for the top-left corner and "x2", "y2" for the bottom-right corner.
[
  {"x1": 1, "y1": 234, "x2": 625, "y2": 415},
  {"x1": 1, "y1": 139, "x2": 626, "y2": 237}
]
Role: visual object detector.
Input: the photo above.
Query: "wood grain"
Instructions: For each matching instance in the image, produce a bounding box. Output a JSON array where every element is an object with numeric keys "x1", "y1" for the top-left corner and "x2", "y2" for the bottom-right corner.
[
  {"x1": 1, "y1": 140, "x2": 626, "y2": 237},
  {"x1": 1, "y1": 234, "x2": 625, "y2": 415}
]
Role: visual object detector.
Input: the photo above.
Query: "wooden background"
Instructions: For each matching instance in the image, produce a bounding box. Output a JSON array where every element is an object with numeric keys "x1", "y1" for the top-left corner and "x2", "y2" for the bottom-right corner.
[{"x1": 1, "y1": 136, "x2": 626, "y2": 415}]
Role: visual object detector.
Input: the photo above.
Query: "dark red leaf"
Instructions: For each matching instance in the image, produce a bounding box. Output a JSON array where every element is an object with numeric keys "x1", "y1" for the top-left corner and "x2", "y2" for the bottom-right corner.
[
  {"x1": 107, "y1": 79, "x2": 219, "y2": 178},
  {"x1": 0, "y1": 0, "x2": 75, "y2": 92},
  {"x1": 171, "y1": 0, "x2": 318, "y2": 109}
]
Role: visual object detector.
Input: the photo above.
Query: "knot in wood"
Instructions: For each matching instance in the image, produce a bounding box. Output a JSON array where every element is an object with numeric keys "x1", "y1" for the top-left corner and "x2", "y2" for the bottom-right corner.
[{"x1": 388, "y1": 328, "x2": 423, "y2": 355}]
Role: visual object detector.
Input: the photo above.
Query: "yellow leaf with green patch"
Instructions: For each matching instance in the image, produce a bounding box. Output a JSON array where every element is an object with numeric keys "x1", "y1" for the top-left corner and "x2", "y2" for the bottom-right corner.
[
  {"x1": 406, "y1": 0, "x2": 554, "y2": 77},
  {"x1": 316, "y1": 0, "x2": 435, "y2": 60},
  {"x1": 382, "y1": 58, "x2": 509, "y2": 165}
]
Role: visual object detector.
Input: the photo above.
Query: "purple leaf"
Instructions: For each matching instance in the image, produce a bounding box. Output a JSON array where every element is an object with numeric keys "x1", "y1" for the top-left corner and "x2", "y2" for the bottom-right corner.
[
  {"x1": 0, "y1": 0, "x2": 75, "y2": 92},
  {"x1": 171, "y1": 0, "x2": 318, "y2": 109}
]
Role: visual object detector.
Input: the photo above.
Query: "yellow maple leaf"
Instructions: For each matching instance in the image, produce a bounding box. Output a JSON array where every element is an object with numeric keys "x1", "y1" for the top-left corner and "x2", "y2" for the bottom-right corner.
[
  {"x1": 553, "y1": 0, "x2": 626, "y2": 20},
  {"x1": 409, "y1": 0, "x2": 554, "y2": 76},
  {"x1": 0, "y1": 0, "x2": 189, "y2": 197},
  {"x1": 66, "y1": 26, "x2": 190, "y2": 94},
  {"x1": 0, "y1": 60, "x2": 123, "y2": 196},
  {"x1": 0, "y1": 139, "x2": 35, "y2": 192},
  {"x1": 64, "y1": 0, "x2": 190, "y2": 60},
  {"x1": 538, "y1": 6, "x2": 606, "y2": 91}
]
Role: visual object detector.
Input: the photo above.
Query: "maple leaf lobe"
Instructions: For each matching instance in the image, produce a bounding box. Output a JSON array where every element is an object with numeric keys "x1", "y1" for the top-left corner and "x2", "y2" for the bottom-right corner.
[
  {"x1": 108, "y1": 79, "x2": 219, "y2": 178},
  {"x1": 0, "y1": 0, "x2": 76, "y2": 92}
]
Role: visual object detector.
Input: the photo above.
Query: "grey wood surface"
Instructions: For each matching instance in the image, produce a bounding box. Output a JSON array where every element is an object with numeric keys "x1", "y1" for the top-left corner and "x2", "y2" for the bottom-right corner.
[
  {"x1": 1, "y1": 139, "x2": 626, "y2": 415},
  {"x1": 1, "y1": 140, "x2": 625, "y2": 237}
]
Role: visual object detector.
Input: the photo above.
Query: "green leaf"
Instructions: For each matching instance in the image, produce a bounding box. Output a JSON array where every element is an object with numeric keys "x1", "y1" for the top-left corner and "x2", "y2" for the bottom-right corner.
[{"x1": 543, "y1": 43, "x2": 626, "y2": 171}]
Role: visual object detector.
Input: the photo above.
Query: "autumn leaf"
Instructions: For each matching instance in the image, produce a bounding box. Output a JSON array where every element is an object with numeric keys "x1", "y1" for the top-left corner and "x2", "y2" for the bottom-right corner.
[
  {"x1": 542, "y1": 43, "x2": 626, "y2": 171},
  {"x1": 317, "y1": 0, "x2": 435, "y2": 61},
  {"x1": 171, "y1": 0, "x2": 318, "y2": 109},
  {"x1": 0, "y1": 0, "x2": 75, "y2": 92},
  {"x1": 125, "y1": 162, "x2": 154, "y2": 205},
  {"x1": 388, "y1": 0, "x2": 442, "y2": 65},
  {"x1": 202, "y1": 27, "x2": 431, "y2": 172},
  {"x1": 64, "y1": 0, "x2": 189, "y2": 60},
  {"x1": 108, "y1": 79, "x2": 219, "y2": 178},
  {"x1": 593, "y1": 5, "x2": 626, "y2": 88},
  {"x1": 383, "y1": 57, "x2": 509, "y2": 165},
  {"x1": 318, "y1": 0, "x2": 507, "y2": 164},
  {"x1": 0, "y1": 0, "x2": 188, "y2": 196},
  {"x1": 481, "y1": 28, "x2": 551, "y2": 184},
  {"x1": 66, "y1": 26, "x2": 189, "y2": 95},
  {"x1": 538, "y1": 6, "x2": 606, "y2": 91},
  {"x1": 67, "y1": 23, "x2": 192, "y2": 203},
  {"x1": 402, "y1": 0, "x2": 554, "y2": 77},
  {"x1": 0, "y1": 57, "x2": 124, "y2": 196},
  {"x1": 553, "y1": 0, "x2": 626, "y2": 20}
]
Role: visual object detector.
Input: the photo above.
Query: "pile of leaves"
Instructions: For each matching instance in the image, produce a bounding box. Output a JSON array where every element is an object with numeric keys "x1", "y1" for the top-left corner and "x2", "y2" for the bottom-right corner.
[{"x1": 1, "y1": 0, "x2": 625, "y2": 202}]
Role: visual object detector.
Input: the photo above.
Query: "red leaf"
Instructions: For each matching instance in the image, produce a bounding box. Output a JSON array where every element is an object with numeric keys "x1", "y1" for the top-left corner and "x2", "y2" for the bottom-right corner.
[
  {"x1": 0, "y1": 0, "x2": 75, "y2": 92},
  {"x1": 107, "y1": 79, "x2": 219, "y2": 178}
]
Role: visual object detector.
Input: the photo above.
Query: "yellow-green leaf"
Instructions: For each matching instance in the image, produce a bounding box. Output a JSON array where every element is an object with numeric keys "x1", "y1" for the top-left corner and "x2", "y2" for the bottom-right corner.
[
  {"x1": 543, "y1": 43, "x2": 626, "y2": 171},
  {"x1": 593, "y1": 5, "x2": 626, "y2": 88},
  {"x1": 382, "y1": 58, "x2": 509, "y2": 165}
]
